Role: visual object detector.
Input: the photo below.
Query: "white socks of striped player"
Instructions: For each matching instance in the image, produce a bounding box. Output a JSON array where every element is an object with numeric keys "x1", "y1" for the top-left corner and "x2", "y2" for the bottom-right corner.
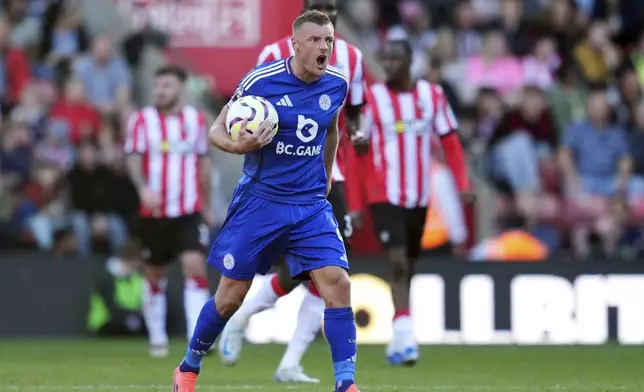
[
  {"x1": 233, "y1": 274, "x2": 282, "y2": 323},
  {"x1": 184, "y1": 277, "x2": 211, "y2": 340},
  {"x1": 143, "y1": 278, "x2": 168, "y2": 347},
  {"x1": 278, "y1": 287, "x2": 325, "y2": 369}
]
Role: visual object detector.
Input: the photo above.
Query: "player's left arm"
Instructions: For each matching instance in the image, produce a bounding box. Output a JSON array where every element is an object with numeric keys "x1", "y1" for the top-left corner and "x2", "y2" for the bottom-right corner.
[
  {"x1": 197, "y1": 113, "x2": 213, "y2": 225},
  {"x1": 434, "y1": 86, "x2": 472, "y2": 197},
  {"x1": 324, "y1": 114, "x2": 340, "y2": 196}
]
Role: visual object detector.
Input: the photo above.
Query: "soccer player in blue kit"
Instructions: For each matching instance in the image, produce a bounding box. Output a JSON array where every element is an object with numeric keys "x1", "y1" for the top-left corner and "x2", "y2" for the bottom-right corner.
[{"x1": 172, "y1": 10, "x2": 360, "y2": 392}]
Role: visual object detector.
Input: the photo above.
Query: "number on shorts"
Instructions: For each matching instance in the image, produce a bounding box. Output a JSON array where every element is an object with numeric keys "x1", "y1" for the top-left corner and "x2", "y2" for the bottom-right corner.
[{"x1": 343, "y1": 214, "x2": 353, "y2": 239}]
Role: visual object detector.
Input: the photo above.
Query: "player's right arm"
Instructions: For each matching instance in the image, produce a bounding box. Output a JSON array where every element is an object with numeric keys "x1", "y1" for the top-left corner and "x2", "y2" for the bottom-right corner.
[
  {"x1": 209, "y1": 88, "x2": 275, "y2": 154},
  {"x1": 208, "y1": 105, "x2": 243, "y2": 154}
]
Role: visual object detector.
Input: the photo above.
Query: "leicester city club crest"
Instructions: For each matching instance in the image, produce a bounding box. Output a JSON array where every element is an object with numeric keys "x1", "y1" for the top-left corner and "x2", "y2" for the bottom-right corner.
[{"x1": 319, "y1": 94, "x2": 331, "y2": 111}]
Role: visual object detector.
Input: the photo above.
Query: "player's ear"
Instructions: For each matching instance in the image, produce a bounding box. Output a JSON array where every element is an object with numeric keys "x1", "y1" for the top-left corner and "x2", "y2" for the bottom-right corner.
[{"x1": 290, "y1": 36, "x2": 297, "y2": 53}]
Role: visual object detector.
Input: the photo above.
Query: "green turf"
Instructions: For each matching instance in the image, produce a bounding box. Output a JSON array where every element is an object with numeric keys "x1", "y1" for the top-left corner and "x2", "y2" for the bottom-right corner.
[{"x1": 0, "y1": 339, "x2": 641, "y2": 391}]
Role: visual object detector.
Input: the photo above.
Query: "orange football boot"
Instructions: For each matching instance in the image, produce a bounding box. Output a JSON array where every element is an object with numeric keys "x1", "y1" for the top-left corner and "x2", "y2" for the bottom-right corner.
[
  {"x1": 335, "y1": 380, "x2": 361, "y2": 392},
  {"x1": 172, "y1": 367, "x2": 198, "y2": 392}
]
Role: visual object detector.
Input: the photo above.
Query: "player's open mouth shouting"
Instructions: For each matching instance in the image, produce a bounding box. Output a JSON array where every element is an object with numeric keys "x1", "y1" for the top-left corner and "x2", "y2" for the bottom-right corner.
[{"x1": 316, "y1": 54, "x2": 327, "y2": 70}]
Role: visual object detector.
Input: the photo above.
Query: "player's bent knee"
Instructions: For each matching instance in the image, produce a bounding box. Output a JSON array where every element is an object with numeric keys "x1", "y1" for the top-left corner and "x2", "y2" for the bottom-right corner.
[
  {"x1": 214, "y1": 275, "x2": 252, "y2": 317},
  {"x1": 180, "y1": 251, "x2": 206, "y2": 278}
]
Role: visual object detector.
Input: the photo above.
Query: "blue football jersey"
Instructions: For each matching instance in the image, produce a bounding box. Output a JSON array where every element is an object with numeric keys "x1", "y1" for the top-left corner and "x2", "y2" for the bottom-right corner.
[{"x1": 227, "y1": 58, "x2": 349, "y2": 204}]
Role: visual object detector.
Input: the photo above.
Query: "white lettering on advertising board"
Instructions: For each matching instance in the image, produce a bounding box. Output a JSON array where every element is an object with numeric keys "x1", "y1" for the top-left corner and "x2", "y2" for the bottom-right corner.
[
  {"x1": 116, "y1": 0, "x2": 261, "y2": 47},
  {"x1": 243, "y1": 273, "x2": 644, "y2": 345}
]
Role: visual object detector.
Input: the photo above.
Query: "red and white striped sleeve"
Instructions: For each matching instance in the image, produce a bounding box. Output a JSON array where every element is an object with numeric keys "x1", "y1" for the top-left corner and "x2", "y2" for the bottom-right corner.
[
  {"x1": 257, "y1": 42, "x2": 280, "y2": 66},
  {"x1": 432, "y1": 86, "x2": 459, "y2": 136},
  {"x1": 124, "y1": 111, "x2": 146, "y2": 154},
  {"x1": 348, "y1": 47, "x2": 366, "y2": 107}
]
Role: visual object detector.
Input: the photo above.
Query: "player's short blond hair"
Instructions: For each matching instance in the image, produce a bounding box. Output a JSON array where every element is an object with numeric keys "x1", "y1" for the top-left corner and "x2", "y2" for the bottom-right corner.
[{"x1": 292, "y1": 10, "x2": 332, "y2": 34}]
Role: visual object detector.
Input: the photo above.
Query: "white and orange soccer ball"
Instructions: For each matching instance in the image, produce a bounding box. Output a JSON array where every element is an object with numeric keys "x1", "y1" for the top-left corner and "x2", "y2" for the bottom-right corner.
[{"x1": 225, "y1": 95, "x2": 279, "y2": 142}]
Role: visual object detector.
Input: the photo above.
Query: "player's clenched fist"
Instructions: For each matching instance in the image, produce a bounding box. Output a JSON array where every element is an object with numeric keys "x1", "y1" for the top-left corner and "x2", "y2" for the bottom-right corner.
[{"x1": 235, "y1": 118, "x2": 276, "y2": 153}]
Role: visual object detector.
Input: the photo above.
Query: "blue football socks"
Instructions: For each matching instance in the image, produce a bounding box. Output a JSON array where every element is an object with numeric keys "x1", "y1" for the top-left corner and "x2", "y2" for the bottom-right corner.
[
  {"x1": 324, "y1": 307, "x2": 357, "y2": 383},
  {"x1": 179, "y1": 296, "x2": 229, "y2": 374}
]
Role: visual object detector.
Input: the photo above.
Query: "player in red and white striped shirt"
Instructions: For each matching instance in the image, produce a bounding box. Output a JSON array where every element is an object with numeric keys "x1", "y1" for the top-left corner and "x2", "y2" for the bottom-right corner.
[
  {"x1": 125, "y1": 65, "x2": 212, "y2": 358},
  {"x1": 362, "y1": 39, "x2": 470, "y2": 365},
  {"x1": 217, "y1": 0, "x2": 366, "y2": 383}
]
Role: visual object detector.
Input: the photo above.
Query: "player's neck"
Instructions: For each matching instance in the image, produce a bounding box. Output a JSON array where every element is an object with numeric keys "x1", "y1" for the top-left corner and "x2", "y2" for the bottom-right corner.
[
  {"x1": 290, "y1": 57, "x2": 319, "y2": 84},
  {"x1": 156, "y1": 103, "x2": 183, "y2": 115},
  {"x1": 386, "y1": 77, "x2": 414, "y2": 92}
]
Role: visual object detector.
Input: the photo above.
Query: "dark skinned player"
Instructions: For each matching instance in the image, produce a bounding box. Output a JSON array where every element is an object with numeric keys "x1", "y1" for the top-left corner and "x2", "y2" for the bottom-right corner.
[{"x1": 361, "y1": 39, "x2": 471, "y2": 365}]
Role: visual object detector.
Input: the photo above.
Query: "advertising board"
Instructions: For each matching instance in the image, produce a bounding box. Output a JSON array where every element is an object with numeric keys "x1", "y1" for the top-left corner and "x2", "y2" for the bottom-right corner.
[{"x1": 2, "y1": 253, "x2": 642, "y2": 345}]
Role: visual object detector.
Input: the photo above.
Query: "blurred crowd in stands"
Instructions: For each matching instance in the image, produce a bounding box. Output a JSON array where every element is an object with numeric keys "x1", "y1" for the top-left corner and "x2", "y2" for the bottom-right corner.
[
  {"x1": 343, "y1": 0, "x2": 644, "y2": 259},
  {"x1": 3, "y1": 0, "x2": 644, "y2": 260},
  {"x1": 0, "y1": 0, "x2": 140, "y2": 255}
]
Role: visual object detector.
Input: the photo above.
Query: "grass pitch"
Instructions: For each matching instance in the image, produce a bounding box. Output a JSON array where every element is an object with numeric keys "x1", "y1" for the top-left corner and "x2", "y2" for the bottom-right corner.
[{"x1": 0, "y1": 339, "x2": 641, "y2": 391}]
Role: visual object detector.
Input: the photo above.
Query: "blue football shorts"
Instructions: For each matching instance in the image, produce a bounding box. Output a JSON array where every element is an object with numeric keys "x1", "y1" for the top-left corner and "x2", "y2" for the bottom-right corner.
[{"x1": 207, "y1": 187, "x2": 349, "y2": 280}]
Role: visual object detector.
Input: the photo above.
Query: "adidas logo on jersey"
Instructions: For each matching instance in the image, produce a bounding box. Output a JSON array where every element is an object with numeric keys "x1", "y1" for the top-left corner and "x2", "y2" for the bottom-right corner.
[{"x1": 275, "y1": 95, "x2": 293, "y2": 107}]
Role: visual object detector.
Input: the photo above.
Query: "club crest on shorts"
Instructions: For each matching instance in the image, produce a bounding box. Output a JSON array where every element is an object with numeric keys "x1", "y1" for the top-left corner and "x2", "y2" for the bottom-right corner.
[
  {"x1": 379, "y1": 231, "x2": 390, "y2": 244},
  {"x1": 319, "y1": 94, "x2": 331, "y2": 111},
  {"x1": 223, "y1": 253, "x2": 235, "y2": 270}
]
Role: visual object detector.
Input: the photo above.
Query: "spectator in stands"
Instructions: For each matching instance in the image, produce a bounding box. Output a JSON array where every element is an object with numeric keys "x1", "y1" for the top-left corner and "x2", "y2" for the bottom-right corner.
[
  {"x1": 589, "y1": 0, "x2": 644, "y2": 48},
  {"x1": 452, "y1": 1, "x2": 483, "y2": 58},
  {"x1": 66, "y1": 140, "x2": 128, "y2": 256},
  {"x1": 346, "y1": 0, "x2": 381, "y2": 54},
  {"x1": 547, "y1": 60, "x2": 588, "y2": 133},
  {"x1": 630, "y1": 32, "x2": 644, "y2": 85},
  {"x1": 573, "y1": 20, "x2": 620, "y2": 87},
  {"x1": 37, "y1": 0, "x2": 89, "y2": 83},
  {"x1": 10, "y1": 83, "x2": 49, "y2": 141},
  {"x1": 541, "y1": 0, "x2": 584, "y2": 62},
  {"x1": 73, "y1": 34, "x2": 131, "y2": 116},
  {"x1": 426, "y1": 59, "x2": 461, "y2": 116},
  {"x1": 25, "y1": 158, "x2": 67, "y2": 251},
  {"x1": 627, "y1": 100, "x2": 644, "y2": 202},
  {"x1": 464, "y1": 29, "x2": 523, "y2": 103},
  {"x1": 0, "y1": 181, "x2": 19, "y2": 249},
  {"x1": 559, "y1": 89, "x2": 631, "y2": 257},
  {"x1": 97, "y1": 114, "x2": 139, "y2": 232},
  {"x1": 0, "y1": 118, "x2": 31, "y2": 191},
  {"x1": 522, "y1": 36, "x2": 560, "y2": 89},
  {"x1": 5, "y1": 0, "x2": 40, "y2": 51},
  {"x1": 612, "y1": 66, "x2": 642, "y2": 128},
  {"x1": 49, "y1": 76, "x2": 101, "y2": 145},
  {"x1": 488, "y1": 86, "x2": 557, "y2": 224},
  {"x1": 0, "y1": 16, "x2": 30, "y2": 113},
  {"x1": 496, "y1": 0, "x2": 531, "y2": 56},
  {"x1": 385, "y1": 0, "x2": 435, "y2": 79},
  {"x1": 433, "y1": 28, "x2": 467, "y2": 102},
  {"x1": 474, "y1": 87, "x2": 504, "y2": 142},
  {"x1": 35, "y1": 117, "x2": 75, "y2": 172}
]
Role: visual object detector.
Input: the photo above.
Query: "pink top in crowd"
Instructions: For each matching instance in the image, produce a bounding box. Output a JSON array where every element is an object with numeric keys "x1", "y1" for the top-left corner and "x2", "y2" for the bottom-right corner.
[{"x1": 467, "y1": 56, "x2": 524, "y2": 93}]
